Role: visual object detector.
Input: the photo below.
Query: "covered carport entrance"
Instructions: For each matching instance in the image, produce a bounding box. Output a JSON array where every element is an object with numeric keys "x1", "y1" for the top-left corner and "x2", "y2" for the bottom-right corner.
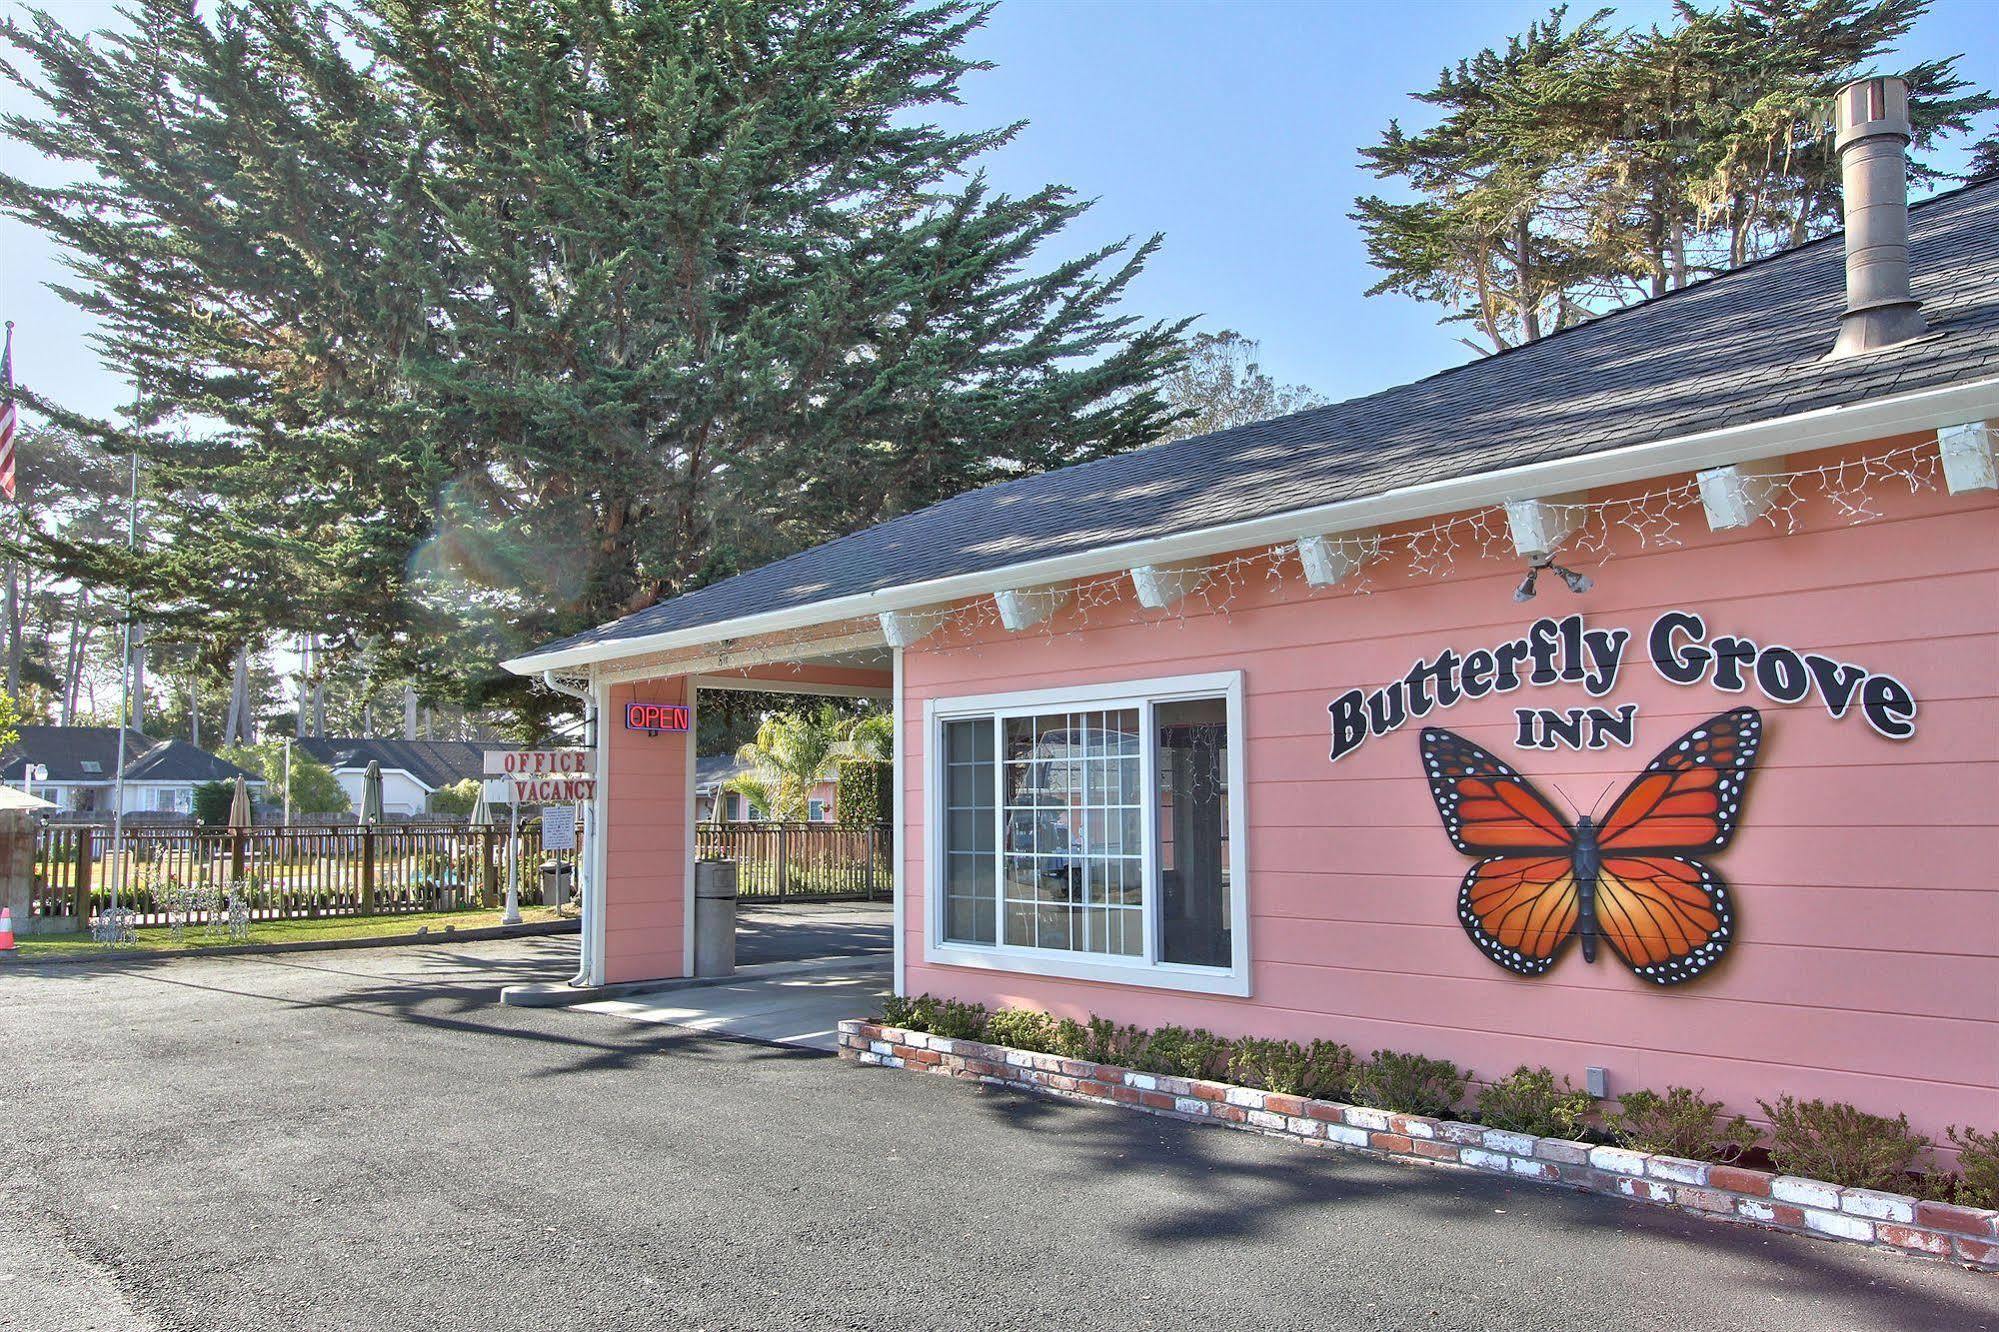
[
  {"x1": 690, "y1": 670, "x2": 895, "y2": 974},
  {"x1": 505, "y1": 619, "x2": 903, "y2": 1041}
]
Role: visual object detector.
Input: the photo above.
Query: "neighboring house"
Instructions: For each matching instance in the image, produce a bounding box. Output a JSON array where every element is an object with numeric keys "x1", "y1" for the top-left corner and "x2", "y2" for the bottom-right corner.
[
  {"x1": 293, "y1": 738, "x2": 520, "y2": 817},
  {"x1": 693, "y1": 754, "x2": 838, "y2": 823},
  {"x1": 504, "y1": 103, "x2": 1999, "y2": 1152},
  {"x1": 0, "y1": 726, "x2": 261, "y2": 815}
]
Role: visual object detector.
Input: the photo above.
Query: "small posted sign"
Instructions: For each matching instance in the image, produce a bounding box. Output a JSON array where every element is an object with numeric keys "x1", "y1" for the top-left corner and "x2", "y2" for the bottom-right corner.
[{"x1": 541, "y1": 804, "x2": 577, "y2": 851}]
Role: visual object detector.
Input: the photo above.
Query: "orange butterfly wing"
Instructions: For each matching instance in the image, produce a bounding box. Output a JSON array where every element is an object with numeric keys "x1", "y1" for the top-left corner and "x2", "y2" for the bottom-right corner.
[
  {"x1": 1457, "y1": 855, "x2": 1581, "y2": 976},
  {"x1": 1598, "y1": 708, "x2": 1762, "y2": 853},
  {"x1": 1420, "y1": 728, "x2": 1574, "y2": 854},
  {"x1": 1594, "y1": 855, "x2": 1735, "y2": 986},
  {"x1": 1423, "y1": 729, "x2": 1582, "y2": 974}
]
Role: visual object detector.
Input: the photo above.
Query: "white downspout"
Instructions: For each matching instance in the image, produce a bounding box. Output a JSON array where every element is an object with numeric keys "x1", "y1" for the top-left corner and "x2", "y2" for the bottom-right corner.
[
  {"x1": 542, "y1": 669, "x2": 598, "y2": 988},
  {"x1": 890, "y1": 646, "x2": 906, "y2": 997}
]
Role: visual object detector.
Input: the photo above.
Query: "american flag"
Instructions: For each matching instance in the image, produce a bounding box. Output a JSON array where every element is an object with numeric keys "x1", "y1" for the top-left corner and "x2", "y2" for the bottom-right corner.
[{"x1": 0, "y1": 322, "x2": 16, "y2": 502}]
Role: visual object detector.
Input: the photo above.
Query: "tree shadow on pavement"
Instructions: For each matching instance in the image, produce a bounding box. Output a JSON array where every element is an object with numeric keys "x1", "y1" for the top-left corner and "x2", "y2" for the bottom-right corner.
[
  {"x1": 966, "y1": 1083, "x2": 1996, "y2": 1332},
  {"x1": 65, "y1": 948, "x2": 830, "y2": 1079}
]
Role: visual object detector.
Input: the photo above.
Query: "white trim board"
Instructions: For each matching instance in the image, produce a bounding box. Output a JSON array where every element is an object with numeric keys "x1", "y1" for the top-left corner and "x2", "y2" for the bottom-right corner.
[{"x1": 502, "y1": 376, "x2": 1999, "y2": 676}]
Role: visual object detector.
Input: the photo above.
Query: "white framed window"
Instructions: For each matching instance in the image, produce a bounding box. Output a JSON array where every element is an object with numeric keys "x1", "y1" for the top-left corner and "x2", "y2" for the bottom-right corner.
[
  {"x1": 924, "y1": 670, "x2": 1249, "y2": 996},
  {"x1": 808, "y1": 798, "x2": 828, "y2": 822}
]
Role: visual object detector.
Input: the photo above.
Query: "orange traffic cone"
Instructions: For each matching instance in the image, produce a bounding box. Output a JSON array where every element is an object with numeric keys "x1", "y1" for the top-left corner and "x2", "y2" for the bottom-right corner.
[{"x1": 0, "y1": 906, "x2": 15, "y2": 953}]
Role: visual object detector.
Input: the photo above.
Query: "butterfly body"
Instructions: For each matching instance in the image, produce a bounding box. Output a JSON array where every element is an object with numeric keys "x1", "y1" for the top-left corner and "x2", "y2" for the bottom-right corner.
[
  {"x1": 1570, "y1": 815, "x2": 1601, "y2": 964},
  {"x1": 1422, "y1": 709, "x2": 1762, "y2": 986}
]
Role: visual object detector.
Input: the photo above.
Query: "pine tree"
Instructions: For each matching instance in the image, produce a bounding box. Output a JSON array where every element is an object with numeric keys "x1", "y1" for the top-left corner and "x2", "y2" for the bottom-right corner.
[
  {"x1": 1353, "y1": 1, "x2": 1995, "y2": 352},
  {"x1": 1352, "y1": 8, "x2": 1620, "y2": 352},
  {"x1": 0, "y1": 0, "x2": 1189, "y2": 722}
]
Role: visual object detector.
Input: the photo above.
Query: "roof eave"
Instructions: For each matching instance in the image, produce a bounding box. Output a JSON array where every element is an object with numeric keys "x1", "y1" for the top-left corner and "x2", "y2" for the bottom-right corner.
[{"x1": 502, "y1": 373, "x2": 1999, "y2": 677}]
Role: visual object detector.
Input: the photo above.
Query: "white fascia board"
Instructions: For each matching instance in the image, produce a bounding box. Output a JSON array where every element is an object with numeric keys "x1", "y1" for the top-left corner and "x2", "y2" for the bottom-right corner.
[{"x1": 501, "y1": 375, "x2": 1999, "y2": 675}]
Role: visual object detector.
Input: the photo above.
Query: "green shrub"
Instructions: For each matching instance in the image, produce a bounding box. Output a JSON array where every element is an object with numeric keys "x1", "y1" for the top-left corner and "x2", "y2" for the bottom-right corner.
[
  {"x1": 1133, "y1": 1026, "x2": 1232, "y2": 1081},
  {"x1": 1759, "y1": 1095, "x2": 1931, "y2": 1191},
  {"x1": 1050, "y1": 1017, "x2": 1092, "y2": 1061},
  {"x1": 1081, "y1": 1017, "x2": 1150, "y2": 1068},
  {"x1": 1946, "y1": 1126, "x2": 1999, "y2": 1209},
  {"x1": 985, "y1": 1008, "x2": 1059, "y2": 1054},
  {"x1": 1609, "y1": 1086, "x2": 1756, "y2": 1162},
  {"x1": 929, "y1": 998, "x2": 989, "y2": 1041},
  {"x1": 192, "y1": 780, "x2": 234, "y2": 826},
  {"x1": 877, "y1": 993, "x2": 924, "y2": 1029},
  {"x1": 834, "y1": 757, "x2": 892, "y2": 829},
  {"x1": 1227, "y1": 1037, "x2": 1359, "y2": 1102},
  {"x1": 875, "y1": 993, "x2": 986, "y2": 1040},
  {"x1": 1351, "y1": 1050, "x2": 1468, "y2": 1119},
  {"x1": 1477, "y1": 1066, "x2": 1595, "y2": 1139}
]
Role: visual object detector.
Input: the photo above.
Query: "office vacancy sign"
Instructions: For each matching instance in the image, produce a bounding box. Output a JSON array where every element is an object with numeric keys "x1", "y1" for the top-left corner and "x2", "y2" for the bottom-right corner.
[{"x1": 485, "y1": 749, "x2": 595, "y2": 804}]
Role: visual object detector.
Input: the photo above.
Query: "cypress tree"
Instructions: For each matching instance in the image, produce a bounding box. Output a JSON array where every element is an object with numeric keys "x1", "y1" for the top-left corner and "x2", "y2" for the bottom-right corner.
[{"x1": 0, "y1": 0, "x2": 1188, "y2": 717}]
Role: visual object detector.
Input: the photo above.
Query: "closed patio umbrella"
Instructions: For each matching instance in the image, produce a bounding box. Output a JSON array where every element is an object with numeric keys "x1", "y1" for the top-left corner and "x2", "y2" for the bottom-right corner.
[
  {"x1": 226, "y1": 774, "x2": 253, "y2": 830},
  {"x1": 361, "y1": 760, "x2": 384, "y2": 825},
  {"x1": 226, "y1": 773, "x2": 253, "y2": 882},
  {"x1": 469, "y1": 782, "x2": 500, "y2": 917}
]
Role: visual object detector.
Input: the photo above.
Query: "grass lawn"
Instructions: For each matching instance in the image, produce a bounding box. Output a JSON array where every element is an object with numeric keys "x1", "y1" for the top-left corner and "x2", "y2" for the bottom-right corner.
[{"x1": 12, "y1": 905, "x2": 573, "y2": 960}]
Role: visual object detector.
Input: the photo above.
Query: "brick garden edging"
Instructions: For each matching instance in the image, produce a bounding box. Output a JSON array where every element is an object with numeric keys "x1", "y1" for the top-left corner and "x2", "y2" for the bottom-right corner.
[{"x1": 838, "y1": 1020, "x2": 1999, "y2": 1272}]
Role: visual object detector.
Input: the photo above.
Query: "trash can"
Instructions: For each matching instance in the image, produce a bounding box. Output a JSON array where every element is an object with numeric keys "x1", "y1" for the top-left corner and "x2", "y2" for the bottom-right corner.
[
  {"x1": 693, "y1": 859, "x2": 738, "y2": 978},
  {"x1": 540, "y1": 859, "x2": 574, "y2": 907}
]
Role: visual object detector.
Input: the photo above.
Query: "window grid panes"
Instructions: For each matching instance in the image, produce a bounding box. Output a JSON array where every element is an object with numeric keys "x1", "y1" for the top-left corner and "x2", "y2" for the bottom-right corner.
[
  {"x1": 941, "y1": 719, "x2": 997, "y2": 944},
  {"x1": 999, "y1": 708, "x2": 1142, "y2": 958}
]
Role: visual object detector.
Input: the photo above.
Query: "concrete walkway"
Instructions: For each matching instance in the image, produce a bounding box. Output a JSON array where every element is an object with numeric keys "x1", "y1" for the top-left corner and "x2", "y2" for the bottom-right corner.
[
  {"x1": 735, "y1": 899, "x2": 891, "y2": 966},
  {"x1": 571, "y1": 960, "x2": 890, "y2": 1050}
]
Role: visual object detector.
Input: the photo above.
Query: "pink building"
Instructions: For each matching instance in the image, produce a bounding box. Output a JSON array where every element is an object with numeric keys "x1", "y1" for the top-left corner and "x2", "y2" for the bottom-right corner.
[{"x1": 506, "y1": 127, "x2": 1998, "y2": 1144}]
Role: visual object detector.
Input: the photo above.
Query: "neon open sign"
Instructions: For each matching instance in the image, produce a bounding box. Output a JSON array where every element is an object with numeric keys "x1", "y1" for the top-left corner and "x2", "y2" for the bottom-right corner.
[{"x1": 624, "y1": 701, "x2": 690, "y2": 734}]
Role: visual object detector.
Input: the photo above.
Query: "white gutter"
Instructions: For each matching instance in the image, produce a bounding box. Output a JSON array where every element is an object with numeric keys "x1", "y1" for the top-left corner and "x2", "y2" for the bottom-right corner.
[{"x1": 501, "y1": 374, "x2": 1999, "y2": 675}]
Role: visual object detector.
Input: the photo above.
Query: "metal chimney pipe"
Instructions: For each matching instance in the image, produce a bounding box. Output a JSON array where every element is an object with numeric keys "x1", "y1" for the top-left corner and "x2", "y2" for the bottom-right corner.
[{"x1": 1828, "y1": 75, "x2": 1927, "y2": 358}]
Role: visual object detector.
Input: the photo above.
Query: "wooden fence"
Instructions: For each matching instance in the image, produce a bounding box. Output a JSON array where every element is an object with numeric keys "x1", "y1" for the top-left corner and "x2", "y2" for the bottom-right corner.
[
  {"x1": 695, "y1": 822, "x2": 891, "y2": 901},
  {"x1": 30, "y1": 822, "x2": 566, "y2": 929}
]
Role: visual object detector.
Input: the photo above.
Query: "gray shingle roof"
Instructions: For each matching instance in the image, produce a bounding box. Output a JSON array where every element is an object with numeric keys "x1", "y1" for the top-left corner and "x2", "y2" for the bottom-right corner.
[
  {"x1": 1, "y1": 727, "x2": 257, "y2": 784},
  {"x1": 293, "y1": 738, "x2": 517, "y2": 790},
  {"x1": 528, "y1": 179, "x2": 1999, "y2": 661}
]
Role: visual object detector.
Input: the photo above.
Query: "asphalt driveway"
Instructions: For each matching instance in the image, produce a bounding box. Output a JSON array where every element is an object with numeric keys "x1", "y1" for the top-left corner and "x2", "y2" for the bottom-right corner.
[{"x1": 2, "y1": 938, "x2": 1992, "y2": 1332}]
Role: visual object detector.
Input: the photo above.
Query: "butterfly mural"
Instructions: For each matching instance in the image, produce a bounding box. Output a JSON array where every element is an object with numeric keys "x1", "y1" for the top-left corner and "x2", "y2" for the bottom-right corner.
[{"x1": 1419, "y1": 708, "x2": 1763, "y2": 986}]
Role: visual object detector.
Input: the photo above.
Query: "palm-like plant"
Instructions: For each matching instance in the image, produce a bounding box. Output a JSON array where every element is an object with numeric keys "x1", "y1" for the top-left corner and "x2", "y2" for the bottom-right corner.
[{"x1": 725, "y1": 706, "x2": 890, "y2": 822}]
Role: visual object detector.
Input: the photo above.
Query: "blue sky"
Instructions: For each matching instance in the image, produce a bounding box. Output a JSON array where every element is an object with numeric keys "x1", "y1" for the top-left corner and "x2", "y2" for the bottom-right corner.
[{"x1": 3, "y1": 0, "x2": 1995, "y2": 419}]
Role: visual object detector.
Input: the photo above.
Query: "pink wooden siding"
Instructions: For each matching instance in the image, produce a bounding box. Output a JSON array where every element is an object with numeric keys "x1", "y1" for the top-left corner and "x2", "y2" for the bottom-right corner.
[
  {"x1": 602, "y1": 679, "x2": 691, "y2": 984},
  {"x1": 899, "y1": 435, "x2": 1999, "y2": 1140}
]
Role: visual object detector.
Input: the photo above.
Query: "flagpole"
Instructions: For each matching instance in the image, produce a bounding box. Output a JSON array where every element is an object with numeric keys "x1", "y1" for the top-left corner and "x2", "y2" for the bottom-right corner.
[
  {"x1": 3, "y1": 320, "x2": 18, "y2": 700},
  {"x1": 107, "y1": 448, "x2": 139, "y2": 921}
]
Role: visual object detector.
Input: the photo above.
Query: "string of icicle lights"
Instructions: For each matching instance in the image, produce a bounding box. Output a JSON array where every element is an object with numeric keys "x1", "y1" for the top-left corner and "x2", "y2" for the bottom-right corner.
[{"x1": 672, "y1": 436, "x2": 1954, "y2": 677}]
